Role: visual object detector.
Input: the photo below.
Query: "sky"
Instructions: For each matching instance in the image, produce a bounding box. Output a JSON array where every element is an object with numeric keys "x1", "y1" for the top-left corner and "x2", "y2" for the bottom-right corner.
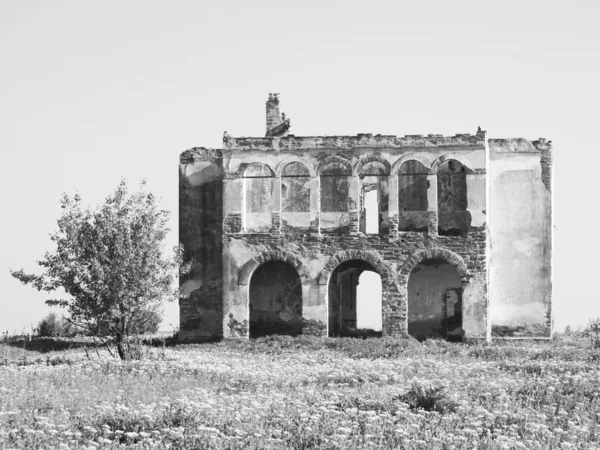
[{"x1": 0, "y1": 0, "x2": 597, "y2": 333}]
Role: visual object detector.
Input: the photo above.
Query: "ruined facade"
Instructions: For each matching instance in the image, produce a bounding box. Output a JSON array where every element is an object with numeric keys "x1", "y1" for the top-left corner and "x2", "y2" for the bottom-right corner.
[{"x1": 179, "y1": 94, "x2": 553, "y2": 342}]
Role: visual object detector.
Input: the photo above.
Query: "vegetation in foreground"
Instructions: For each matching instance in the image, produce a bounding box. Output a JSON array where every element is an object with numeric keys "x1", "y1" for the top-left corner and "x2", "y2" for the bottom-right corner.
[
  {"x1": 0, "y1": 333, "x2": 599, "y2": 449},
  {"x1": 10, "y1": 180, "x2": 187, "y2": 360}
]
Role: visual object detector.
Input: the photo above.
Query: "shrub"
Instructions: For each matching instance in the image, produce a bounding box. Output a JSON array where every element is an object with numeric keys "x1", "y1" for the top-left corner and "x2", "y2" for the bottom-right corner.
[
  {"x1": 36, "y1": 313, "x2": 77, "y2": 337},
  {"x1": 396, "y1": 382, "x2": 458, "y2": 414},
  {"x1": 584, "y1": 318, "x2": 600, "y2": 349}
]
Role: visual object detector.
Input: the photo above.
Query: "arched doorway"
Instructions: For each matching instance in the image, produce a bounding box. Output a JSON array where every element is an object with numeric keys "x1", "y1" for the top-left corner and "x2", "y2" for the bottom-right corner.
[
  {"x1": 407, "y1": 258, "x2": 463, "y2": 341},
  {"x1": 249, "y1": 261, "x2": 303, "y2": 338},
  {"x1": 328, "y1": 260, "x2": 382, "y2": 337}
]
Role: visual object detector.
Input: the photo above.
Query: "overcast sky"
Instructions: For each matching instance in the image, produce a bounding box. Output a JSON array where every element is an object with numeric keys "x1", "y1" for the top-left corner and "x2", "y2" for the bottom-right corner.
[{"x1": 1, "y1": 0, "x2": 596, "y2": 333}]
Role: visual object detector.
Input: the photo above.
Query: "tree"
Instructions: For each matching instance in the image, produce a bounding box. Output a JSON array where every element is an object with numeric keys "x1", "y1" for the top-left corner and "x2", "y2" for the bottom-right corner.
[
  {"x1": 11, "y1": 180, "x2": 187, "y2": 359},
  {"x1": 36, "y1": 312, "x2": 76, "y2": 337}
]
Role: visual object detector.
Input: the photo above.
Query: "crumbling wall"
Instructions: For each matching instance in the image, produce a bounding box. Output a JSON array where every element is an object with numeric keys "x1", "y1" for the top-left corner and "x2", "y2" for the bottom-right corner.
[
  {"x1": 178, "y1": 148, "x2": 224, "y2": 342},
  {"x1": 320, "y1": 161, "x2": 350, "y2": 232},
  {"x1": 488, "y1": 139, "x2": 553, "y2": 338},
  {"x1": 437, "y1": 160, "x2": 469, "y2": 235},
  {"x1": 243, "y1": 163, "x2": 273, "y2": 233},
  {"x1": 281, "y1": 162, "x2": 311, "y2": 229},
  {"x1": 215, "y1": 139, "x2": 489, "y2": 341},
  {"x1": 398, "y1": 160, "x2": 429, "y2": 232}
]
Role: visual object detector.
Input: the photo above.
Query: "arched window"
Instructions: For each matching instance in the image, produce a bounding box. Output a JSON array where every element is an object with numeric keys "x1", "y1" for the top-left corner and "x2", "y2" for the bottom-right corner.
[
  {"x1": 281, "y1": 162, "x2": 310, "y2": 228},
  {"x1": 320, "y1": 161, "x2": 351, "y2": 231},
  {"x1": 359, "y1": 161, "x2": 389, "y2": 234},
  {"x1": 437, "y1": 159, "x2": 468, "y2": 235},
  {"x1": 242, "y1": 163, "x2": 274, "y2": 232},
  {"x1": 398, "y1": 160, "x2": 429, "y2": 232}
]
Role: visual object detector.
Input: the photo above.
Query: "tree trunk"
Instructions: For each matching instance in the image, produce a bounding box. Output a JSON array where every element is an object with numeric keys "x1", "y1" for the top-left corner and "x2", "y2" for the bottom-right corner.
[{"x1": 116, "y1": 331, "x2": 126, "y2": 360}]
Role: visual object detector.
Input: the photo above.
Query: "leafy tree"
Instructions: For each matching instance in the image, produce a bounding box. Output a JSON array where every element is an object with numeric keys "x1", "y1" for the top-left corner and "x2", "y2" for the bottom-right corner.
[
  {"x1": 92, "y1": 308, "x2": 162, "y2": 336},
  {"x1": 36, "y1": 312, "x2": 77, "y2": 337},
  {"x1": 11, "y1": 180, "x2": 188, "y2": 359}
]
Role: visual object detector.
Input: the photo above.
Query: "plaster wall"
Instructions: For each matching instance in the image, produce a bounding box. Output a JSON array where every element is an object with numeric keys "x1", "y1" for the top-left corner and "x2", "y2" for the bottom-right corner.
[{"x1": 488, "y1": 139, "x2": 552, "y2": 337}]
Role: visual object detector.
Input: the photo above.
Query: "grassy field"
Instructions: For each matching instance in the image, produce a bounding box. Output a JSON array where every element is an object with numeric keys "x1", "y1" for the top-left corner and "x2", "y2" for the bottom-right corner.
[{"x1": 0, "y1": 333, "x2": 599, "y2": 449}]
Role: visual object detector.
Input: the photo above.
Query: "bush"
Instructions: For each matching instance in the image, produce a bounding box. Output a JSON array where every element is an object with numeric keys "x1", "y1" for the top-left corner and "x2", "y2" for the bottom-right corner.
[
  {"x1": 36, "y1": 313, "x2": 77, "y2": 337},
  {"x1": 584, "y1": 318, "x2": 600, "y2": 349},
  {"x1": 396, "y1": 382, "x2": 458, "y2": 414}
]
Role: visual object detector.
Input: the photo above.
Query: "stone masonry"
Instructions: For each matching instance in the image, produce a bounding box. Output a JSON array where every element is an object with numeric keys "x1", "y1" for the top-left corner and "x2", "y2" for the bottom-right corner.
[{"x1": 179, "y1": 94, "x2": 553, "y2": 342}]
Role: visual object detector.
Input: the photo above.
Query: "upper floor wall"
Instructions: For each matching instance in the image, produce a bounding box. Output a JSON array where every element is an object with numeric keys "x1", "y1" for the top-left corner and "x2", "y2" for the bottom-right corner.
[{"x1": 214, "y1": 132, "x2": 488, "y2": 237}]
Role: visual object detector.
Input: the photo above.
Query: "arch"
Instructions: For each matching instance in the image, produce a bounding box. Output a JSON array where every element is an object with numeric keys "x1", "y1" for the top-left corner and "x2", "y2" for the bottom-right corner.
[
  {"x1": 249, "y1": 260, "x2": 303, "y2": 337},
  {"x1": 398, "y1": 160, "x2": 429, "y2": 174},
  {"x1": 391, "y1": 154, "x2": 433, "y2": 175},
  {"x1": 275, "y1": 156, "x2": 316, "y2": 177},
  {"x1": 353, "y1": 154, "x2": 391, "y2": 176},
  {"x1": 318, "y1": 250, "x2": 390, "y2": 285},
  {"x1": 431, "y1": 154, "x2": 474, "y2": 174},
  {"x1": 239, "y1": 251, "x2": 311, "y2": 286},
  {"x1": 399, "y1": 248, "x2": 470, "y2": 283},
  {"x1": 237, "y1": 162, "x2": 275, "y2": 177},
  {"x1": 317, "y1": 156, "x2": 352, "y2": 175}
]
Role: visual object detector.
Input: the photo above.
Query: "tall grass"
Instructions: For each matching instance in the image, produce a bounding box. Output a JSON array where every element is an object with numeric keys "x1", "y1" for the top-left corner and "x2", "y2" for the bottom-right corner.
[{"x1": 0, "y1": 333, "x2": 598, "y2": 449}]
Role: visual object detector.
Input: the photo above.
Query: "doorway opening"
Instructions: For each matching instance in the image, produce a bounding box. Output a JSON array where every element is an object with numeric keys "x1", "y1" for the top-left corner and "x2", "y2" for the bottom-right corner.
[
  {"x1": 328, "y1": 260, "x2": 382, "y2": 337},
  {"x1": 407, "y1": 258, "x2": 463, "y2": 341},
  {"x1": 249, "y1": 261, "x2": 303, "y2": 338}
]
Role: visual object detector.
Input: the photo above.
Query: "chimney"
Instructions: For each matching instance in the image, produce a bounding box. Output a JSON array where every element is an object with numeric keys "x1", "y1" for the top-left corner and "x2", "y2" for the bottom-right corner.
[
  {"x1": 265, "y1": 93, "x2": 291, "y2": 137},
  {"x1": 266, "y1": 93, "x2": 281, "y2": 133}
]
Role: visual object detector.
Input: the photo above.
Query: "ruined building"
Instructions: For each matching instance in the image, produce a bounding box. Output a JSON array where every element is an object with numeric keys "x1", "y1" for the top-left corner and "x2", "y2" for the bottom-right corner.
[{"x1": 179, "y1": 94, "x2": 553, "y2": 342}]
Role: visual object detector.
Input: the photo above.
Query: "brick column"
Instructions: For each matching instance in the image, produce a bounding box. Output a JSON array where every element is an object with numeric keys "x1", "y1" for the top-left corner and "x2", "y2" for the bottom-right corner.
[
  {"x1": 387, "y1": 175, "x2": 399, "y2": 238},
  {"x1": 348, "y1": 176, "x2": 360, "y2": 235},
  {"x1": 271, "y1": 176, "x2": 282, "y2": 234},
  {"x1": 426, "y1": 174, "x2": 438, "y2": 235},
  {"x1": 310, "y1": 177, "x2": 320, "y2": 235}
]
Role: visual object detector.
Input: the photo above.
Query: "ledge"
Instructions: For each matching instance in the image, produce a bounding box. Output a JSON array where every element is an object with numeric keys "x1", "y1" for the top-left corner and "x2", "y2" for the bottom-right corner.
[
  {"x1": 488, "y1": 138, "x2": 552, "y2": 154},
  {"x1": 222, "y1": 132, "x2": 486, "y2": 151}
]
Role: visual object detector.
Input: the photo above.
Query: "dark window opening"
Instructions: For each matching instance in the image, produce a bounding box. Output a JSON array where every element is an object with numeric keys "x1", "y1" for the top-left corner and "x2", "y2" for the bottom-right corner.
[
  {"x1": 437, "y1": 160, "x2": 469, "y2": 235},
  {"x1": 398, "y1": 160, "x2": 429, "y2": 232}
]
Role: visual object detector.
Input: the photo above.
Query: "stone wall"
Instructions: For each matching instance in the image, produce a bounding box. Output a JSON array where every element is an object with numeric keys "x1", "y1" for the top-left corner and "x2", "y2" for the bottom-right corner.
[
  {"x1": 179, "y1": 148, "x2": 224, "y2": 342},
  {"x1": 218, "y1": 139, "x2": 489, "y2": 340},
  {"x1": 179, "y1": 122, "x2": 552, "y2": 342}
]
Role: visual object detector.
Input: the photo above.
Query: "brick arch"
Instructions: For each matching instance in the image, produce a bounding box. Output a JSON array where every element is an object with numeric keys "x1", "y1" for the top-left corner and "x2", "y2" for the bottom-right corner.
[
  {"x1": 316, "y1": 156, "x2": 352, "y2": 175},
  {"x1": 275, "y1": 156, "x2": 316, "y2": 177},
  {"x1": 238, "y1": 251, "x2": 312, "y2": 286},
  {"x1": 390, "y1": 153, "x2": 433, "y2": 175},
  {"x1": 318, "y1": 250, "x2": 390, "y2": 285},
  {"x1": 353, "y1": 154, "x2": 391, "y2": 176},
  {"x1": 431, "y1": 154, "x2": 474, "y2": 174},
  {"x1": 399, "y1": 248, "x2": 470, "y2": 283}
]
